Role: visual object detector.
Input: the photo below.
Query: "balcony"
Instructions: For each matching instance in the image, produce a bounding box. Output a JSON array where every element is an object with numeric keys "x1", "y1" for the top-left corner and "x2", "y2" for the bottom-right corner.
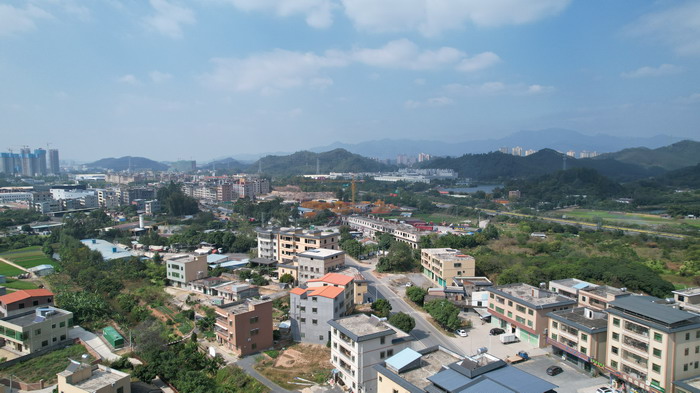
[
  {"x1": 621, "y1": 350, "x2": 648, "y2": 368},
  {"x1": 215, "y1": 322, "x2": 228, "y2": 331},
  {"x1": 624, "y1": 321, "x2": 649, "y2": 340},
  {"x1": 558, "y1": 329, "x2": 579, "y2": 345},
  {"x1": 622, "y1": 364, "x2": 647, "y2": 381},
  {"x1": 558, "y1": 336, "x2": 578, "y2": 349},
  {"x1": 623, "y1": 335, "x2": 649, "y2": 354},
  {"x1": 338, "y1": 332, "x2": 353, "y2": 345}
]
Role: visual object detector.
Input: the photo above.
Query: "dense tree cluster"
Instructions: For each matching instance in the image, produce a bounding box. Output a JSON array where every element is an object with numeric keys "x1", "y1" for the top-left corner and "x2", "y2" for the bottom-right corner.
[
  {"x1": 157, "y1": 182, "x2": 199, "y2": 216},
  {"x1": 0, "y1": 209, "x2": 48, "y2": 228},
  {"x1": 424, "y1": 299, "x2": 461, "y2": 331},
  {"x1": 388, "y1": 312, "x2": 415, "y2": 333},
  {"x1": 376, "y1": 241, "x2": 419, "y2": 273}
]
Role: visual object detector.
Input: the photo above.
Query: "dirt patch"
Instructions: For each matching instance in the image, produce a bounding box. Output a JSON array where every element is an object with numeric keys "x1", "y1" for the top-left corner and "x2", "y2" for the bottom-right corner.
[{"x1": 256, "y1": 344, "x2": 333, "y2": 390}]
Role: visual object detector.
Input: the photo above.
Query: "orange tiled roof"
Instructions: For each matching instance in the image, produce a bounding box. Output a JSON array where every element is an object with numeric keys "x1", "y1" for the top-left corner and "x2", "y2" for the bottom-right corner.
[
  {"x1": 0, "y1": 289, "x2": 53, "y2": 305},
  {"x1": 307, "y1": 273, "x2": 353, "y2": 286},
  {"x1": 290, "y1": 287, "x2": 306, "y2": 296},
  {"x1": 309, "y1": 285, "x2": 345, "y2": 299}
]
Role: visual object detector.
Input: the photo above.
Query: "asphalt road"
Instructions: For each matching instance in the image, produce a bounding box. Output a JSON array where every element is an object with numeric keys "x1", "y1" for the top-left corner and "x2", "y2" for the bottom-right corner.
[{"x1": 345, "y1": 256, "x2": 461, "y2": 354}]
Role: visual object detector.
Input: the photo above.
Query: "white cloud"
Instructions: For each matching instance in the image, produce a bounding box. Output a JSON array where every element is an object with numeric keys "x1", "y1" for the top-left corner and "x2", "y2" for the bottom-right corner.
[
  {"x1": 445, "y1": 81, "x2": 554, "y2": 96},
  {"x1": 621, "y1": 64, "x2": 683, "y2": 78},
  {"x1": 625, "y1": 2, "x2": 700, "y2": 56},
  {"x1": 224, "y1": 0, "x2": 334, "y2": 28},
  {"x1": 456, "y1": 52, "x2": 501, "y2": 72},
  {"x1": 143, "y1": 0, "x2": 195, "y2": 39},
  {"x1": 118, "y1": 74, "x2": 140, "y2": 85},
  {"x1": 341, "y1": 0, "x2": 571, "y2": 36},
  {"x1": 0, "y1": 4, "x2": 52, "y2": 36},
  {"x1": 405, "y1": 96, "x2": 453, "y2": 109},
  {"x1": 201, "y1": 40, "x2": 498, "y2": 93},
  {"x1": 149, "y1": 71, "x2": 173, "y2": 83}
]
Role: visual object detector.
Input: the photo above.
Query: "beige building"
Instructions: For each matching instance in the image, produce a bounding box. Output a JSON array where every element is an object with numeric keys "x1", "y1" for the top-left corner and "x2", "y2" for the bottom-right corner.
[
  {"x1": 673, "y1": 287, "x2": 700, "y2": 314},
  {"x1": 347, "y1": 215, "x2": 425, "y2": 249},
  {"x1": 420, "y1": 248, "x2": 475, "y2": 287},
  {"x1": 165, "y1": 254, "x2": 208, "y2": 288},
  {"x1": 487, "y1": 283, "x2": 577, "y2": 348},
  {"x1": 256, "y1": 227, "x2": 339, "y2": 264},
  {"x1": 296, "y1": 248, "x2": 346, "y2": 285},
  {"x1": 605, "y1": 296, "x2": 700, "y2": 393},
  {"x1": 57, "y1": 363, "x2": 131, "y2": 393},
  {"x1": 578, "y1": 285, "x2": 631, "y2": 311},
  {"x1": 0, "y1": 306, "x2": 73, "y2": 354},
  {"x1": 547, "y1": 307, "x2": 608, "y2": 375}
]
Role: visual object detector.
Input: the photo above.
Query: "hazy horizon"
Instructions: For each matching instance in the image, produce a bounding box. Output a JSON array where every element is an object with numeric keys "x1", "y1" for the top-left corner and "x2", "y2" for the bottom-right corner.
[{"x1": 2, "y1": 1, "x2": 699, "y2": 161}]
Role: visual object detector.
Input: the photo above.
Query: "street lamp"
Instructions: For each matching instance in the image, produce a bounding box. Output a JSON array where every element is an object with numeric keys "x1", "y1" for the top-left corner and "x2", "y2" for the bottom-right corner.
[{"x1": 9, "y1": 374, "x2": 16, "y2": 393}]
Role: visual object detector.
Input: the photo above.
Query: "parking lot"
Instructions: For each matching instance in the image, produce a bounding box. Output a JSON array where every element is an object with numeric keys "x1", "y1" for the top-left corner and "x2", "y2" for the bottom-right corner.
[{"x1": 514, "y1": 355, "x2": 610, "y2": 393}]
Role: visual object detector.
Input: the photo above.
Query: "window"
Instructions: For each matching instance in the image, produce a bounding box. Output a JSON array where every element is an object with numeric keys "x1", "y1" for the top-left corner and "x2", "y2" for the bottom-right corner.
[
  {"x1": 651, "y1": 379, "x2": 660, "y2": 388},
  {"x1": 527, "y1": 320, "x2": 533, "y2": 327},
  {"x1": 52, "y1": 324, "x2": 56, "y2": 329},
  {"x1": 380, "y1": 337, "x2": 385, "y2": 345},
  {"x1": 508, "y1": 300, "x2": 513, "y2": 306},
  {"x1": 490, "y1": 293, "x2": 494, "y2": 299},
  {"x1": 581, "y1": 296, "x2": 587, "y2": 302},
  {"x1": 35, "y1": 329, "x2": 41, "y2": 335},
  {"x1": 697, "y1": 331, "x2": 700, "y2": 339},
  {"x1": 684, "y1": 364, "x2": 688, "y2": 372},
  {"x1": 652, "y1": 364, "x2": 661, "y2": 373},
  {"x1": 551, "y1": 333, "x2": 558, "y2": 340},
  {"x1": 301, "y1": 333, "x2": 306, "y2": 338},
  {"x1": 300, "y1": 306, "x2": 306, "y2": 312},
  {"x1": 686, "y1": 332, "x2": 691, "y2": 340},
  {"x1": 59, "y1": 321, "x2": 65, "y2": 328},
  {"x1": 553, "y1": 321, "x2": 558, "y2": 329},
  {"x1": 380, "y1": 351, "x2": 386, "y2": 359},
  {"x1": 387, "y1": 349, "x2": 393, "y2": 357},
  {"x1": 612, "y1": 332, "x2": 619, "y2": 341},
  {"x1": 312, "y1": 297, "x2": 317, "y2": 302},
  {"x1": 696, "y1": 346, "x2": 699, "y2": 354},
  {"x1": 528, "y1": 309, "x2": 534, "y2": 315},
  {"x1": 319, "y1": 335, "x2": 324, "y2": 340},
  {"x1": 516, "y1": 305, "x2": 526, "y2": 313},
  {"x1": 613, "y1": 318, "x2": 620, "y2": 327},
  {"x1": 312, "y1": 308, "x2": 318, "y2": 314},
  {"x1": 333, "y1": 342, "x2": 337, "y2": 348},
  {"x1": 60, "y1": 335, "x2": 66, "y2": 340},
  {"x1": 250, "y1": 316, "x2": 259, "y2": 324},
  {"x1": 611, "y1": 360, "x2": 618, "y2": 369},
  {"x1": 653, "y1": 348, "x2": 662, "y2": 358},
  {"x1": 507, "y1": 311, "x2": 513, "y2": 318},
  {"x1": 252, "y1": 343, "x2": 257, "y2": 350},
  {"x1": 393, "y1": 390, "x2": 398, "y2": 393},
  {"x1": 695, "y1": 361, "x2": 699, "y2": 369},
  {"x1": 33, "y1": 300, "x2": 39, "y2": 306},
  {"x1": 52, "y1": 337, "x2": 57, "y2": 342},
  {"x1": 654, "y1": 332, "x2": 662, "y2": 342},
  {"x1": 685, "y1": 348, "x2": 689, "y2": 356},
  {"x1": 250, "y1": 328, "x2": 259, "y2": 336},
  {"x1": 312, "y1": 319, "x2": 318, "y2": 325},
  {"x1": 41, "y1": 340, "x2": 48, "y2": 347},
  {"x1": 117, "y1": 388, "x2": 124, "y2": 393},
  {"x1": 19, "y1": 303, "x2": 25, "y2": 309},
  {"x1": 580, "y1": 347, "x2": 587, "y2": 354},
  {"x1": 581, "y1": 333, "x2": 588, "y2": 342},
  {"x1": 611, "y1": 346, "x2": 619, "y2": 355},
  {"x1": 301, "y1": 318, "x2": 306, "y2": 323}
]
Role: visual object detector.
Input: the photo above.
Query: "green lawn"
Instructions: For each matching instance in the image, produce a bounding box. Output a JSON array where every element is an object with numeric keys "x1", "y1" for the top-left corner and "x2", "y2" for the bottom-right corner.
[
  {"x1": 0, "y1": 246, "x2": 57, "y2": 269},
  {"x1": 3, "y1": 279, "x2": 39, "y2": 290},
  {"x1": 0, "y1": 344, "x2": 93, "y2": 383},
  {"x1": 0, "y1": 262, "x2": 23, "y2": 277}
]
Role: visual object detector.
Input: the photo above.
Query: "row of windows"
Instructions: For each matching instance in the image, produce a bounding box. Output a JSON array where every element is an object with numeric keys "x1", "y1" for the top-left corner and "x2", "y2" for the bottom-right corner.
[{"x1": 299, "y1": 318, "x2": 319, "y2": 325}]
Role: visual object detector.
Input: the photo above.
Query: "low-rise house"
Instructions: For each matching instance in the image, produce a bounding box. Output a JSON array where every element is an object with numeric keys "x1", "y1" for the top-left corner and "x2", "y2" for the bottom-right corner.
[
  {"x1": 188, "y1": 277, "x2": 231, "y2": 296},
  {"x1": 425, "y1": 287, "x2": 466, "y2": 309},
  {"x1": 374, "y1": 347, "x2": 558, "y2": 393},
  {"x1": 549, "y1": 278, "x2": 596, "y2": 299},
  {"x1": 165, "y1": 254, "x2": 208, "y2": 288},
  {"x1": 329, "y1": 314, "x2": 414, "y2": 393},
  {"x1": 673, "y1": 287, "x2": 700, "y2": 314},
  {"x1": 57, "y1": 362, "x2": 131, "y2": 393},
  {"x1": 215, "y1": 282, "x2": 260, "y2": 302},
  {"x1": 453, "y1": 276, "x2": 493, "y2": 308},
  {"x1": 0, "y1": 288, "x2": 54, "y2": 318},
  {"x1": 577, "y1": 285, "x2": 631, "y2": 311},
  {"x1": 277, "y1": 263, "x2": 299, "y2": 282},
  {"x1": 28, "y1": 264, "x2": 55, "y2": 277},
  {"x1": 487, "y1": 283, "x2": 577, "y2": 348},
  {"x1": 547, "y1": 307, "x2": 608, "y2": 375},
  {"x1": 214, "y1": 299, "x2": 273, "y2": 356},
  {"x1": 0, "y1": 306, "x2": 73, "y2": 354}
]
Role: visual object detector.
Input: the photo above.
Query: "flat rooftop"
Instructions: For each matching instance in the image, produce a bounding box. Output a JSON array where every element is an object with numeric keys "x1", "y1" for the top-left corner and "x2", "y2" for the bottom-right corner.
[
  {"x1": 421, "y1": 248, "x2": 474, "y2": 261},
  {"x1": 609, "y1": 296, "x2": 700, "y2": 327},
  {"x1": 489, "y1": 283, "x2": 577, "y2": 309},
  {"x1": 331, "y1": 314, "x2": 410, "y2": 341},
  {"x1": 218, "y1": 298, "x2": 270, "y2": 315},
  {"x1": 401, "y1": 349, "x2": 464, "y2": 389},
  {"x1": 80, "y1": 239, "x2": 134, "y2": 260},
  {"x1": 675, "y1": 375, "x2": 700, "y2": 393},
  {"x1": 550, "y1": 278, "x2": 596, "y2": 290},
  {"x1": 59, "y1": 365, "x2": 128, "y2": 390},
  {"x1": 548, "y1": 307, "x2": 608, "y2": 333},
  {"x1": 3, "y1": 308, "x2": 71, "y2": 327},
  {"x1": 581, "y1": 285, "x2": 628, "y2": 298},
  {"x1": 298, "y1": 248, "x2": 344, "y2": 258},
  {"x1": 674, "y1": 287, "x2": 700, "y2": 296}
]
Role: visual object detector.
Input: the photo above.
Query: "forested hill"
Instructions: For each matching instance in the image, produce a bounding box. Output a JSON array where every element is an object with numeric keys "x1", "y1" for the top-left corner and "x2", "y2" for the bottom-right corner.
[
  {"x1": 85, "y1": 156, "x2": 169, "y2": 171},
  {"x1": 421, "y1": 149, "x2": 663, "y2": 182},
  {"x1": 248, "y1": 148, "x2": 395, "y2": 175},
  {"x1": 595, "y1": 140, "x2": 700, "y2": 171},
  {"x1": 200, "y1": 157, "x2": 248, "y2": 171}
]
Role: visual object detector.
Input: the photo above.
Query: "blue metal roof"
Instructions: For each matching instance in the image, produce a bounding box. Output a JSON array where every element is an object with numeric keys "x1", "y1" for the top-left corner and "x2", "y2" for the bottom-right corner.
[
  {"x1": 573, "y1": 282, "x2": 592, "y2": 290},
  {"x1": 428, "y1": 363, "x2": 558, "y2": 393},
  {"x1": 428, "y1": 369, "x2": 468, "y2": 391},
  {"x1": 458, "y1": 377, "x2": 517, "y2": 393},
  {"x1": 207, "y1": 254, "x2": 229, "y2": 263},
  {"x1": 386, "y1": 348, "x2": 421, "y2": 372}
]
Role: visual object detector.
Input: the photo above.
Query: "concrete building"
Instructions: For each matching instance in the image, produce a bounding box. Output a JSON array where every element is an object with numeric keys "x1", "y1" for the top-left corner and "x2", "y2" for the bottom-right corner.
[
  {"x1": 306, "y1": 273, "x2": 356, "y2": 314},
  {"x1": 214, "y1": 282, "x2": 260, "y2": 302},
  {"x1": 0, "y1": 306, "x2": 73, "y2": 354},
  {"x1": 673, "y1": 287, "x2": 700, "y2": 315},
  {"x1": 297, "y1": 249, "x2": 345, "y2": 285},
  {"x1": 214, "y1": 299, "x2": 273, "y2": 356},
  {"x1": 578, "y1": 285, "x2": 631, "y2": 311},
  {"x1": 549, "y1": 278, "x2": 597, "y2": 299},
  {"x1": 0, "y1": 289, "x2": 54, "y2": 318},
  {"x1": 487, "y1": 283, "x2": 577, "y2": 347},
  {"x1": 374, "y1": 346, "x2": 558, "y2": 393},
  {"x1": 57, "y1": 363, "x2": 131, "y2": 393},
  {"x1": 347, "y1": 215, "x2": 426, "y2": 249},
  {"x1": 420, "y1": 248, "x2": 475, "y2": 287},
  {"x1": 255, "y1": 227, "x2": 339, "y2": 264},
  {"x1": 329, "y1": 314, "x2": 414, "y2": 393},
  {"x1": 165, "y1": 254, "x2": 208, "y2": 288},
  {"x1": 452, "y1": 276, "x2": 493, "y2": 308},
  {"x1": 547, "y1": 307, "x2": 609, "y2": 375},
  {"x1": 48, "y1": 149, "x2": 60, "y2": 174},
  {"x1": 81, "y1": 239, "x2": 134, "y2": 261},
  {"x1": 290, "y1": 284, "x2": 347, "y2": 344},
  {"x1": 606, "y1": 296, "x2": 700, "y2": 393}
]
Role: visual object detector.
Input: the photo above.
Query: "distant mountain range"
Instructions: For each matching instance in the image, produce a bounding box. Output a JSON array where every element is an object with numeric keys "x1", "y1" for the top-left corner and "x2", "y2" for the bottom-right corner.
[
  {"x1": 199, "y1": 157, "x2": 248, "y2": 171},
  {"x1": 85, "y1": 156, "x2": 169, "y2": 172},
  {"x1": 309, "y1": 129, "x2": 684, "y2": 159},
  {"x1": 594, "y1": 140, "x2": 700, "y2": 171},
  {"x1": 248, "y1": 149, "x2": 395, "y2": 176}
]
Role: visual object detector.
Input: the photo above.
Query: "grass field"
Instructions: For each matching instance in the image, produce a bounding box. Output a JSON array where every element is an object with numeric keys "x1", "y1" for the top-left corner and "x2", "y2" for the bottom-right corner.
[
  {"x1": 555, "y1": 209, "x2": 700, "y2": 230},
  {"x1": 3, "y1": 279, "x2": 39, "y2": 290},
  {"x1": 0, "y1": 344, "x2": 93, "y2": 383},
  {"x1": 0, "y1": 246, "x2": 57, "y2": 269},
  {"x1": 0, "y1": 262, "x2": 23, "y2": 277}
]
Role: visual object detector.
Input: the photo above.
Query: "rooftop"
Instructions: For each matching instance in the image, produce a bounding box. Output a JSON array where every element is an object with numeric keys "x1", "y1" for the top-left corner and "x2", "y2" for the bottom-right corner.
[
  {"x1": 395, "y1": 347, "x2": 464, "y2": 389},
  {"x1": 3, "y1": 307, "x2": 72, "y2": 327},
  {"x1": 329, "y1": 313, "x2": 411, "y2": 342},
  {"x1": 549, "y1": 278, "x2": 596, "y2": 290},
  {"x1": 166, "y1": 254, "x2": 205, "y2": 264},
  {"x1": 421, "y1": 248, "x2": 474, "y2": 261},
  {"x1": 59, "y1": 364, "x2": 129, "y2": 390},
  {"x1": 673, "y1": 287, "x2": 700, "y2": 296},
  {"x1": 291, "y1": 286, "x2": 345, "y2": 299},
  {"x1": 488, "y1": 283, "x2": 577, "y2": 309},
  {"x1": 580, "y1": 285, "x2": 629, "y2": 298},
  {"x1": 453, "y1": 276, "x2": 493, "y2": 287},
  {"x1": 547, "y1": 307, "x2": 608, "y2": 333},
  {"x1": 609, "y1": 296, "x2": 700, "y2": 331},
  {"x1": 80, "y1": 239, "x2": 134, "y2": 261},
  {"x1": 0, "y1": 289, "x2": 53, "y2": 305},
  {"x1": 297, "y1": 248, "x2": 344, "y2": 259},
  {"x1": 218, "y1": 298, "x2": 271, "y2": 315},
  {"x1": 307, "y1": 272, "x2": 354, "y2": 286},
  {"x1": 675, "y1": 375, "x2": 700, "y2": 393}
]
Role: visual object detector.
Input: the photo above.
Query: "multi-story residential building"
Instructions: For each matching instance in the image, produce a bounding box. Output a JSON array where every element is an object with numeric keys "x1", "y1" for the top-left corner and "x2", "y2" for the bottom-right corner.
[
  {"x1": 297, "y1": 249, "x2": 345, "y2": 285},
  {"x1": 0, "y1": 289, "x2": 54, "y2": 318},
  {"x1": 420, "y1": 248, "x2": 475, "y2": 287},
  {"x1": 48, "y1": 149, "x2": 60, "y2": 174},
  {"x1": 329, "y1": 314, "x2": 414, "y2": 393},
  {"x1": 290, "y1": 284, "x2": 348, "y2": 344},
  {"x1": 0, "y1": 306, "x2": 73, "y2": 354},
  {"x1": 57, "y1": 363, "x2": 131, "y2": 393},
  {"x1": 673, "y1": 287, "x2": 700, "y2": 314},
  {"x1": 144, "y1": 199, "x2": 160, "y2": 214},
  {"x1": 606, "y1": 296, "x2": 700, "y2": 393},
  {"x1": 487, "y1": 283, "x2": 577, "y2": 347},
  {"x1": 306, "y1": 273, "x2": 356, "y2": 314},
  {"x1": 547, "y1": 307, "x2": 609, "y2": 375},
  {"x1": 165, "y1": 254, "x2": 208, "y2": 288},
  {"x1": 214, "y1": 299, "x2": 273, "y2": 356},
  {"x1": 347, "y1": 215, "x2": 426, "y2": 249},
  {"x1": 96, "y1": 189, "x2": 120, "y2": 209},
  {"x1": 255, "y1": 227, "x2": 339, "y2": 264},
  {"x1": 549, "y1": 278, "x2": 596, "y2": 299},
  {"x1": 578, "y1": 285, "x2": 631, "y2": 311},
  {"x1": 374, "y1": 346, "x2": 558, "y2": 393}
]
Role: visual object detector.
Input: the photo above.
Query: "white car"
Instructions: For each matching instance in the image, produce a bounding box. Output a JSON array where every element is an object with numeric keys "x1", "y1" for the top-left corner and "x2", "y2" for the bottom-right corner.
[
  {"x1": 455, "y1": 329, "x2": 468, "y2": 337},
  {"x1": 596, "y1": 387, "x2": 614, "y2": 393}
]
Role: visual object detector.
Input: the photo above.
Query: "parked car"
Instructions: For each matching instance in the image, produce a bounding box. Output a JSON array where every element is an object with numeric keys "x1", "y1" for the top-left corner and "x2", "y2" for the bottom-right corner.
[
  {"x1": 489, "y1": 328, "x2": 505, "y2": 336},
  {"x1": 499, "y1": 334, "x2": 519, "y2": 344},
  {"x1": 546, "y1": 366, "x2": 563, "y2": 376},
  {"x1": 455, "y1": 329, "x2": 468, "y2": 337},
  {"x1": 596, "y1": 387, "x2": 613, "y2": 393}
]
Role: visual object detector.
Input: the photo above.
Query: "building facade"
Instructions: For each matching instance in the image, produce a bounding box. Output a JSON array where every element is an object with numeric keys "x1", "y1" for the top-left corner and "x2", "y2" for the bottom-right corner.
[
  {"x1": 0, "y1": 306, "x2": 73, "y2": 354},
  {"x1": 165, "y1": 254, "x2": 208, "y2": 287},
  {"x1": 290, "y1": 284, "x2": 347, "y2": 345},
  {"x1": 297, "y1": 249, "x2": 345, "y2": 285},
  {"x1": 57, "y1": 363, "x2": 131, "y2": 393},
  {"x1": 547, "y1": 307, "x2": 608, "y2": 375},
  {"x1": 420, "y1": 248, "x2": 475, "y2": 287},
  {"x1": 214, "y1": 299, "x2": 273, "y2": 356},
  {"x1": 255, "y1": 227, "x2": 339, "y2": 264},
  {"x1": 0, "y1": 289, "x2": 54, "y2": 318},
  {"x1": 347, "y1": 215, "x2": 425, "y2": 249}
]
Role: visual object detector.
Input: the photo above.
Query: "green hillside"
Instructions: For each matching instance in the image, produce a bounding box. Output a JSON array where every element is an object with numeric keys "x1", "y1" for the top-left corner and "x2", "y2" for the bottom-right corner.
[
  {"x1": 248, "y1": 148, "x2": 395, "y2": 175},
  {"x1": 595, "y1": 140, "x2": 700, "y2": 170},
  {"x1": 86, "y1": 156, "x2": 169, "y2": 171}
]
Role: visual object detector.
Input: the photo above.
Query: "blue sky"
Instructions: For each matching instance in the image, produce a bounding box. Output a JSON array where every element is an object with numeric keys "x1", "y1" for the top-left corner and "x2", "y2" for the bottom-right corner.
[{"x1": 1, "y1": 0, "x2": 699, "y2": 161}]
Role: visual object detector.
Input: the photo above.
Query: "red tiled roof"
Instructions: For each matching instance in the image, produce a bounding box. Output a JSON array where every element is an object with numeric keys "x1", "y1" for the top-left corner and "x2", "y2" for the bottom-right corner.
[
  {"x1": 0, "y1": 289, "x2": 53, "y2": 305},
  {"x1": 307, "y1": 273, "x2": 353, "y2": 286},
  {"x1": 290, "y1": 287, "x2": 306, "y2": 296},
  {"x1": 309, "y1": 285, "x2": 345, "y2": 299}
]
